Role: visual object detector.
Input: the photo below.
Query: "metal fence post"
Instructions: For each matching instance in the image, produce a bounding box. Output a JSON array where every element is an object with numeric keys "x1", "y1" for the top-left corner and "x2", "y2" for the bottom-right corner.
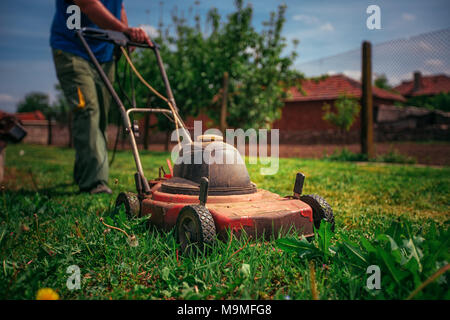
[{"x1": 361, "y1": 41, "x2": 374, "y2": 158}]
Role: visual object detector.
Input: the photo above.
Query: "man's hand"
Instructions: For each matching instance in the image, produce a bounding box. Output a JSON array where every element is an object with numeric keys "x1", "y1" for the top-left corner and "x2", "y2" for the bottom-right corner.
[
  {"x1": 74, "y1": 0, "x2": 153, "y2": 46},
  {"x1": 124, "y1": 27, "x2": 152, "y2": 45}
]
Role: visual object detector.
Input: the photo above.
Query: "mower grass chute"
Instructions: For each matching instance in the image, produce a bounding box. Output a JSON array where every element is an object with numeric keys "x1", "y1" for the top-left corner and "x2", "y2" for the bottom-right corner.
[{"x1": 78, "y1": 28, "x2": 335, "y2": 252}]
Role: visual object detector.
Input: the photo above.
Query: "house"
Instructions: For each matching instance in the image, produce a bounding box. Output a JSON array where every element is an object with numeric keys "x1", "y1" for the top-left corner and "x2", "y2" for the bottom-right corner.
[
  {"x1": 272, "y1": 74, "x2": 405, "y2": 143},
  {"x1": 15, "y1": 110, "x2": 46, "y2": 122},
  {"x1": 394, "y1": 72, "x2": 450, "y2": 98}
]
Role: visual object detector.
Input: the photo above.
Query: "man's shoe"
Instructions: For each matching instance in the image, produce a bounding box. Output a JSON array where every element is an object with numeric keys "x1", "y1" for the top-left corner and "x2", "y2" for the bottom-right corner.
[{"x1": 89, "y1": 184, "x2": 112, "y2": 195}]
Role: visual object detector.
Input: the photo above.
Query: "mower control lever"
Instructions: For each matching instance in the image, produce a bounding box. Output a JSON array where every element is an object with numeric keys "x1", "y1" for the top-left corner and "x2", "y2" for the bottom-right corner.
[
  {"x1": 80, "y1": 27, "x2": 159, "y2": 49},
  {"x1": 293, "y1": 172, "x2": 305, "y2": 199},
  {"x1": 199, "y1": 177, "x2": 209, "y2": 206}
]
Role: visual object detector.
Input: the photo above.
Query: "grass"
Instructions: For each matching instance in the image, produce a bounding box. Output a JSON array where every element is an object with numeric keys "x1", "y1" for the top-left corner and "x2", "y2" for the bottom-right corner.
[{"x1": 1, "y1": 144, "x2": 449, "y2": 300}]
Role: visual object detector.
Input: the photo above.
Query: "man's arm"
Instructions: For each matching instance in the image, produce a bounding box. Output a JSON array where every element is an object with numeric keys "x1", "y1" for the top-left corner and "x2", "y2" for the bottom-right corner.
[
  {"x1": 121, "y1": 3, "x2": 128, "y2": 26},
  {"x1": 73, "y1": 0, "x2": 149, "y2": 43}
]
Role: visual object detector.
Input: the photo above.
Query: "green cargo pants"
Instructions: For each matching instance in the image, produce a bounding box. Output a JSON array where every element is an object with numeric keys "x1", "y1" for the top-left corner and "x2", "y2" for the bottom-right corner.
[{"x1": 52, "y1": 49, "x2": 115, "y2": 191}]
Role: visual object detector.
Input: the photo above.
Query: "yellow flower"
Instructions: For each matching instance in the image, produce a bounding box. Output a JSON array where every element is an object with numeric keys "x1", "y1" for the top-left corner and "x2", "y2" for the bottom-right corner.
[{"x1": 36, "y1": 288, "x2": 60, "y2": 300}]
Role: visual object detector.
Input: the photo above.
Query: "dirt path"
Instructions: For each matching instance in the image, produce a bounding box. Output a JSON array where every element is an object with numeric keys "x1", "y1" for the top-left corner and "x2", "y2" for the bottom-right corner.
[{"x1": 277, "y1": 142, "x2": 450, "y2": 166}]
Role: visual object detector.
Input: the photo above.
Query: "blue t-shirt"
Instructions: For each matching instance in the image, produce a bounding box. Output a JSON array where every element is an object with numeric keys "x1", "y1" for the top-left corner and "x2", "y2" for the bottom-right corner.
[{"x1": 50, "y1": 0, "x2": 123, "y2": 63}]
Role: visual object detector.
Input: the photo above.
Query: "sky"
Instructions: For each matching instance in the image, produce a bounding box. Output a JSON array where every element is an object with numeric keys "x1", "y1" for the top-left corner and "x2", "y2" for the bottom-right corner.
[{"x1": 0, "y1": 0, "x2": 449, "y2": 113}]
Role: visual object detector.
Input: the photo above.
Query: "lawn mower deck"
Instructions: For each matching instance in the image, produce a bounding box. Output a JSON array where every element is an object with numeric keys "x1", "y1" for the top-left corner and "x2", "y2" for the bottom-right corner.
[{"x1": 142, "y1": 182, "x2": 314, "y2": 240}]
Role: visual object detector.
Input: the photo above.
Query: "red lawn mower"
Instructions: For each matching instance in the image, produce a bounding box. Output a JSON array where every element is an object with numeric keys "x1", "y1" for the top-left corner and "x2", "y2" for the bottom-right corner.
[{"x1": 78, "y1": 28, "x2": 334, "y2": 251}]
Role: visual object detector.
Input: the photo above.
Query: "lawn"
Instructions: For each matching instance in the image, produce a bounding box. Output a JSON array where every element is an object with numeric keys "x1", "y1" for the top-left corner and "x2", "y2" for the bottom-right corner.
[{"x1": 1, "y1": 144, "x2": 449, "y2": 300}]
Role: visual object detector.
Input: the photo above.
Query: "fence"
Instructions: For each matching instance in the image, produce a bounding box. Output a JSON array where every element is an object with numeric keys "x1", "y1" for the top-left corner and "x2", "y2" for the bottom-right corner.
[{"x1": 297, "y1": 28, "x2": 450, "y2": 87}]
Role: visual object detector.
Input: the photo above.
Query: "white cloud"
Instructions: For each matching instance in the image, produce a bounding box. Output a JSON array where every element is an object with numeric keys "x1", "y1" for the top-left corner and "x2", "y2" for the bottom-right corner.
[
  {"x1": 425, "y1": 58, "x2": 443, "y2": 67},
  {"x1": 138, "y1": 24, "x2": 160, "y2": 39},
  {"x1": 326, "y1": 70, "x2": 360, "y2": 80},
  {"x1": 0, "y1": 94, "x2": 18, "y2": 104},
  {"x1": 402, "y1": 13, "x2": 415, "y2": 21},
  {"x1": 292, "y1": 13, "x2": 334, "y2": 34},
  {"x1": 292, "y1": 14, "x2": 319, "y2": 25},
  {"x1": 319, "y1": 23, "x2": 334, "y2": 32},
  {"x1": 417, "y1": 40, "x2": 434, "y2": 52},
  {"x1": 343, "y1": 70, "x2": 361, "y2": 80}
]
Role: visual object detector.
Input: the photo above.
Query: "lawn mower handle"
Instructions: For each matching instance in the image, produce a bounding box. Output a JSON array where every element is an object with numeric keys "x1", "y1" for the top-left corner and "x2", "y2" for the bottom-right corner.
[{"x1": 79, "y1": 27, "x2": 160, "y2": 49}]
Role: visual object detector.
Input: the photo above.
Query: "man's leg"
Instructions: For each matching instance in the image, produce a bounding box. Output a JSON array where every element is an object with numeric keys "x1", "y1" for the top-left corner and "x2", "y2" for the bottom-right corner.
[
  {"x1": 52, "y1": 49, "x2": 110, "y2": 192},
  {"x1": 95, "y1": 60, "x2": 115, "y2": 149}
]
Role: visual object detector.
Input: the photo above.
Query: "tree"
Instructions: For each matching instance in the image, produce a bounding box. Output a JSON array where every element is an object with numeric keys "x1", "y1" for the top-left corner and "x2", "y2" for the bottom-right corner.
[
  {"x1": 16, "y1": 92, "x2": 52, "y2": 116},
  {"x1": 374, "y1": 74, "x2": 391, "y2": 90},
  {"x1": 126, "y1": 0, "x2": 301, "y2": 141},
  {"x1": 322, "y1": 94, "x2": 361, "y2": 143},
  {"x1": 405, "y1": 92, "x2": 450, "y2": 112}
]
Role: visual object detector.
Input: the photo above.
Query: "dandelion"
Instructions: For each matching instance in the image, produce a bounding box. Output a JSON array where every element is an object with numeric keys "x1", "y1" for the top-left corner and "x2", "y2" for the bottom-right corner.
[
  {"x1": 36, "y1": 288, "x2": 60, "y2": 300},
  {"x1": 127, "y1": 234, "x2": 139, "y2": 247}
]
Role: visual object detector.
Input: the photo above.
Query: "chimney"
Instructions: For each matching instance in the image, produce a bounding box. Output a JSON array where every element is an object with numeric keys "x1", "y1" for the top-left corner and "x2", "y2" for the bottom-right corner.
[{"x1": 413, "y1": 71, "x2": 421, "y2": 92}]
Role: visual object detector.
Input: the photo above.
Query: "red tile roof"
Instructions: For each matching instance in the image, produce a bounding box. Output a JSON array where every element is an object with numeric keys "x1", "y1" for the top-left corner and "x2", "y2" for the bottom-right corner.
[
  {"x1": 15, "y1": 110, "x2": 46, "y2": 121},
  {"x1": 394, "y1": 74, "x2": 450, "y2": 97},
  {"x1": 286, "y1": 74, "x2": 405, "y2": 102}
]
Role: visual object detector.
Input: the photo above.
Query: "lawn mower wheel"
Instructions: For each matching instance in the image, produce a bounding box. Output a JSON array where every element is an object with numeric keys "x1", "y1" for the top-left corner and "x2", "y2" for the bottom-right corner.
[
  {"x1": 115, "y1": 192, "x2": 140, "y2": 219},
  {"x1": 176, "y1": 205, "x2": 216, "y2": 253},
  {"x1": 300, "y1": 194, "x2": 335, "y2": 232}
]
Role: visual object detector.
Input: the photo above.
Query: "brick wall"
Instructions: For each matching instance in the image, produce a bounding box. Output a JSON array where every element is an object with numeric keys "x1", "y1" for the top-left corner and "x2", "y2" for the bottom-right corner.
[{"x1": 18, "y1": 102, "x2": 449, "y2": 147}]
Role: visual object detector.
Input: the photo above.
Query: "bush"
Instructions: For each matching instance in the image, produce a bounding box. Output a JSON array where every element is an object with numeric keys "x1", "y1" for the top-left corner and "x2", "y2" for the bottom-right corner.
[{"x1": 323, "y1": 148, "x2": 416, "y2": 164}]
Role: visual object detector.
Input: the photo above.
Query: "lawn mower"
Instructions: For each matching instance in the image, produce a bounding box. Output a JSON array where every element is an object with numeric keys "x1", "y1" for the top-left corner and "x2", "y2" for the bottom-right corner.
[{"x1": 77, "y1": 28, "x2": 334, "y2": 251}]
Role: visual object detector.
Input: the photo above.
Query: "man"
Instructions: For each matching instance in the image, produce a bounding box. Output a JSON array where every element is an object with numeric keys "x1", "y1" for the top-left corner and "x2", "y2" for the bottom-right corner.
[{"x1": 50, "y1": 0, "x2": 150, "y2": 194}]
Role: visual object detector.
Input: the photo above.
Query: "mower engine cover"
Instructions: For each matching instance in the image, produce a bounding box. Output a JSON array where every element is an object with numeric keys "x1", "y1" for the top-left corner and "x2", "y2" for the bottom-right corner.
[{"x1": 161, "y1": 140, "x2": 257, "y2": 196}]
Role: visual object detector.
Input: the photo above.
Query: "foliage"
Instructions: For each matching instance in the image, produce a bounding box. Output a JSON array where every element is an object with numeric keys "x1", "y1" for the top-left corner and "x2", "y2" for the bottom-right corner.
[
  {"x1": 1, "y1": 144, "x2": 448, "y2": 299},
  {"x1": 322, "y1": 94, "x2": 361, "y2": 133},
  {"x1": 375, "y1": 149, "x2": 416, "y2": 164},
  {"x1": 16, "y1": 92, "x2": 52, "y2": 116},
  {"x1": 277, "y1": 220, "x2": 449, "y2": 299},
  {"x1": 128, "y1": 0, "x2": 302, "y2": 131},
  {"x1": 15, "y1": 87, "x2": 71, "y2": 124},
  {"x1": 374, "y1": 74, "x2": 391, "y2": 91},
  {"x1": 405, "y1": 92, "x2": 450, "y2": 112},
  {"x1": 323, "y1": 148, "x2": 368, "y2": 162},
  {"x1": 323, "y1": 147, "x2": 417, "y2": 164},
  {"x1": 277, "y1": 222, "x2": 335, "y2": 262}
]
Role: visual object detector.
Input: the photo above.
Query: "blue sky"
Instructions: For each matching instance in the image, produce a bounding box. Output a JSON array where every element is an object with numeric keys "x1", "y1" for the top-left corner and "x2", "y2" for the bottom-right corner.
[{"x1": 0, "y1": 0, "x2": 449, "y2": 112}]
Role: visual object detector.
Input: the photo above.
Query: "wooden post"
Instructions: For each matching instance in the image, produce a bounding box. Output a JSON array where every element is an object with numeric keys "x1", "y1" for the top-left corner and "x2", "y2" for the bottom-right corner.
[
  {"x1": 220, "y1": 72, "x2": 229, "y2": 136},
  {"x1": 361, "y1": 41, "x2": 374, "y2": 158}
]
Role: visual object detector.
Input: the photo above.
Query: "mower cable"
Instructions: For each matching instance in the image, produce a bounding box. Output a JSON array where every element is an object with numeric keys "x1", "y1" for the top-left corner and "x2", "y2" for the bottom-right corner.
[
  {"x1": 100, "y1": 217, "x2": 129, "y2": 238},
  {"x1": 110, "y1": 57, "x2": 132, "y2": 167},
  {"x1": 120, "y1": 46, "x2": 183, "y2": 144}
]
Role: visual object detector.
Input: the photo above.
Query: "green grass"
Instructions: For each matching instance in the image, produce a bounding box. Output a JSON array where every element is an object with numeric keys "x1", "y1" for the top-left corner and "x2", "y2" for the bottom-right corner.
[{"x1": 1, "y1": 144, "x2": 449, "y2": 300}]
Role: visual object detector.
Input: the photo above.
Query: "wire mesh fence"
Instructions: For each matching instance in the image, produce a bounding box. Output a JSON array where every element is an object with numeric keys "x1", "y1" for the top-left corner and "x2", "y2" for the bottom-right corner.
[{"x1": 297, "y1": 27, "x2": 450, "y2": 87}]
